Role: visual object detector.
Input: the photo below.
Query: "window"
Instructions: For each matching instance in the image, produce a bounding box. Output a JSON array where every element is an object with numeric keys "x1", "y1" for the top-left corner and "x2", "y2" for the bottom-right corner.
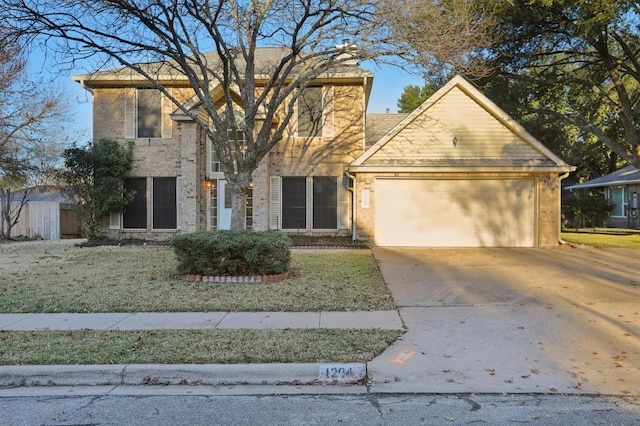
[
  {"x1": 210, "y1": 149, "x2": 221, "y2": 173},
  {"x1": 137, "y1": 89, "x2": 161, "y2": 138},
  {"x1": 123, "y1": 178, "x2": 147, "y2": 229},
  {"x1": 280, "y1": 176, "x2": 338, "y2": 230},
  {"x1": 152, "y1": 177, "x2": 177, "y2": 229},
  {"x1": 246, "y1": 185, "x2": 253, "y2": 230},
  {"x1": 298, "y1": 86, "x2": 323, "y2": 137},
  {"x1": 209, "y1": 183, "x2": 219, "y2": 230},
  {"x1": 282, "y1": 177, "x2": 307, "y2": 229},
  {"x1": 210, "y1": 112, "x2": 247, "y2": 173},
  {"x1": 313, "y1": 177, "x2": 337, "y2": 229},
  {"x1": 609, "y1": 187, "x2": 628, "y2": 217}
]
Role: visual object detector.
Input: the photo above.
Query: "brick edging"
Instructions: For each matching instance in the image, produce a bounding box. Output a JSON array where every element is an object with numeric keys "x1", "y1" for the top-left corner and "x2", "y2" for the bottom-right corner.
[{"x1": 182, "y1": 272, "x2": 289, "y2": 283}]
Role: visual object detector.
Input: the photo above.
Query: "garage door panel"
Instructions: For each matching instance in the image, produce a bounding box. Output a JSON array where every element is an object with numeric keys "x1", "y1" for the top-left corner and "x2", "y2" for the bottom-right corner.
[{"x1": 374, "y1": 179, "x2": 535, "y2": 247}]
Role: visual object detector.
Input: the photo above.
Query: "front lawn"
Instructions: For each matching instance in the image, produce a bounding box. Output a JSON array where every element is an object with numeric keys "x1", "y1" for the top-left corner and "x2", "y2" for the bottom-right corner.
[
  {"x1": 0, "y1": 241, "x2": 395, "y2": 313},
  {"x1": 0, "y1": 329, "x2": 404, "y2": 365},
  {"x1": 562, "y1": 228, "x2": 640, "y2": 250},
  {"x1": 0, "y1": 240, "x2": 402, "y2": 365}
]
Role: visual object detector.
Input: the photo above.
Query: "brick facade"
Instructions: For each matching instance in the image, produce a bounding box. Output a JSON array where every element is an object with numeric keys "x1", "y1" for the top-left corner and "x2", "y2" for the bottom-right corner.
[{"x1": 93, "y1": 81, "x2": 366, "y2": 238}]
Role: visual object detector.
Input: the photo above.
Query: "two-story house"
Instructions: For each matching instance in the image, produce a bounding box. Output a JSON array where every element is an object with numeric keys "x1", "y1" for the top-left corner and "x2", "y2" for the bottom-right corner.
[{"x1": 73, "y1": 49, "x2": 574, "y2": 247}]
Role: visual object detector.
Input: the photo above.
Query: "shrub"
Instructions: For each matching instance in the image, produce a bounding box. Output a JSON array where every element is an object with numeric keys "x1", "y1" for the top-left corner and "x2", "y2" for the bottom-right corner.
[
  {"x1": 170, "y1": 230, "x2": 292, "y2": 276},
  {"x1": 562, "y1": 190, "x2": 612, "y2": 228}
]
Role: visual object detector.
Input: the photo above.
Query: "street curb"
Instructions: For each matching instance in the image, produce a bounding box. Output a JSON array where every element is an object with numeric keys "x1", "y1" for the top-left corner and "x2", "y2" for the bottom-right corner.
[{"x1": 0, "y1": 363, "x2": 367, "y2": 387}]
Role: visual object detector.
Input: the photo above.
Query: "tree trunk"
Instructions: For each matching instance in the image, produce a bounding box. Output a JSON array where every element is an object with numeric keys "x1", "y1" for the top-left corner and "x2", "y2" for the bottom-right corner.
[{"x1": 226, "y1": 173, "x2": 251, "y2": 231}]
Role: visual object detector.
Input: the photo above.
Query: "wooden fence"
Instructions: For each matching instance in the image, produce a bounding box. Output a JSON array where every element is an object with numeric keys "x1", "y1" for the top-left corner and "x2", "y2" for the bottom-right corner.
[{"x1": 8, "y1": 202, "x2": 82, "y2": 240}]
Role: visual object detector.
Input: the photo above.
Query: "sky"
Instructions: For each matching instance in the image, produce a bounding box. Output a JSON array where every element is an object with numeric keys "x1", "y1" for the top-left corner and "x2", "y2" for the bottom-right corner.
[{"x1": 43, "y1": 59, "x2": 424, "y2": 142}]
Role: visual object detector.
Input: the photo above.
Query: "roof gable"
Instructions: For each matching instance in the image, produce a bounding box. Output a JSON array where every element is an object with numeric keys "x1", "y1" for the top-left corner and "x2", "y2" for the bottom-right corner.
[{"x1": 351, "y1": 75, "x2": 572, "y2": 171}]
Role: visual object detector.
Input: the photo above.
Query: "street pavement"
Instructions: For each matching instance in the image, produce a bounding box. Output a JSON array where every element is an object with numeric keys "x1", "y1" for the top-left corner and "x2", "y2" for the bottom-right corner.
[{"x1": 1, "y1": 244, "x2": 639, "y2": 397}]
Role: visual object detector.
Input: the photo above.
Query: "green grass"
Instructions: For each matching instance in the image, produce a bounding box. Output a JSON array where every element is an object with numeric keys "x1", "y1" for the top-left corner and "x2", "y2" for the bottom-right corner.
[
  {"x1": 0, "y1": 241, "x2": 402, "y2": 365},
  {"x1": 0, "y1": 241, "x2": 395, "y2": 313},
  {"x1": 562, "y1": 228, "x2": 640, "y2": 250},
  {"x1": 0, "y1": 329, "x2": 404, "y2": 365}
]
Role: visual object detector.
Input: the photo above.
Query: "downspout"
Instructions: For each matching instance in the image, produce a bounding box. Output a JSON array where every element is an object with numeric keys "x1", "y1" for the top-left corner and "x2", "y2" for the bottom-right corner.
[
  {"x1": 345, "y1": 170, "x2": 357, "y2": 241},
  {"x1": 558, "y1": 172, "x2": 571, "y2": 244}
]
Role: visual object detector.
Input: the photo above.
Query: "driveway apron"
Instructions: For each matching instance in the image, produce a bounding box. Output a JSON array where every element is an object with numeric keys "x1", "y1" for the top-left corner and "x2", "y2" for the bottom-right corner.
[{"x1": 368, "y1": 246, "x2": 640, "y2": 395}]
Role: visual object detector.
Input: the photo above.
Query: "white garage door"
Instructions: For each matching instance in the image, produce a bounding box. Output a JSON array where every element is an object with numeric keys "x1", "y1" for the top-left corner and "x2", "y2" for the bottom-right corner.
[{"x1": 374, "y1": 178, "x2": 536, "y2": 247}]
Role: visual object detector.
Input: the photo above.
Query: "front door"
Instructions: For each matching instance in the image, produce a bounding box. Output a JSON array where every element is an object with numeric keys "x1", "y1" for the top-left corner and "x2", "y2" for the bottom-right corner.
[
  {"x1": 218, "y1": 180, "x2": 232, "y2": 230},
  {"x1": 209, "y1": 179, "x2": 232, "y2": 230}
]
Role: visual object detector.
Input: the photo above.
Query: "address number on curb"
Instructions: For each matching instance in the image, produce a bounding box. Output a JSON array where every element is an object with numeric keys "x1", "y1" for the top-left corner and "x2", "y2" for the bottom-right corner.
[{"x1": 318, "y1": 363, "x2": 366, "y2": 384}]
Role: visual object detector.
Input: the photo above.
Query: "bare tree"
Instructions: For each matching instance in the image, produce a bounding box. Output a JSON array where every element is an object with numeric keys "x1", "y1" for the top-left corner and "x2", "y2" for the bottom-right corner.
[
  {"x1": 2, "y1": 0, "x2": 495, "y2": 230},
  {"x1": 0, "y1": 31, "x2": 66, "y2": 239},
  {"x1": 0, "y1": 187, "x2": 32, "y2": 239},
  {"x1": 377, "y1": 0, "x2": 500, "y2": 79}
]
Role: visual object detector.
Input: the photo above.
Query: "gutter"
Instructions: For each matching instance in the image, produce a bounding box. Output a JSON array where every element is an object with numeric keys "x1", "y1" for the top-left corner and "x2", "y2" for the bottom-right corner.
[
  {"x1": 345, "y1": 170, "x2": 357, "y2": 241},
  {"x1": 77, "y1": 79, "x2": 94, "y2": 95}
]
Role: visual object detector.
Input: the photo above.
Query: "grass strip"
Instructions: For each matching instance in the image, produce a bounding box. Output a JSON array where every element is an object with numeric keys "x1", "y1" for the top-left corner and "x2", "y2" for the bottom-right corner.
[
  {"x1": 562, "y1": 229, "x2": 640, "y2": 250},
  {"x1": 0, "y1": 244, "x2": 395, "y2": 313},
  {"x1": 0, "y1": 329, "x2": 404, "y2": 365}
]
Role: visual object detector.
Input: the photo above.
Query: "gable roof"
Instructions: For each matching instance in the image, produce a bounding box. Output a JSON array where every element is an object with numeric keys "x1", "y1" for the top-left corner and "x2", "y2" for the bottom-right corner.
[
  {"x1": 365, "y1": 113, "x2": 409, "y2": 148},
  {"x1": 72, "y1": 47, "x2": 373, "y2": 88},
  {"x1": 349, "y1": 75, "x2": 573, "y2": 173},
  {"x1": 567, "y1": 165, "x2": 640, "y2": 190}
]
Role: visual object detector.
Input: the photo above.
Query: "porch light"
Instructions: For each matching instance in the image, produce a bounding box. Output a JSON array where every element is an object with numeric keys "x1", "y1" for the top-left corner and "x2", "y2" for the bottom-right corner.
[
  {"x1": 204, "y1": 179, "x2": 216, "y2": 190},
  {"x1": 453, "y1": 136, "x2": 458, "y2": 147}
]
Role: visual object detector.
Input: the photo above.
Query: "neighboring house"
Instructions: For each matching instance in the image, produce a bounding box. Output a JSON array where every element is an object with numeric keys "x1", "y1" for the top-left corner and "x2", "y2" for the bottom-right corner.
[
  {"x1": 3, "y1": 188, "x2": 81, "y2": 240},
  {"x1": 567, "y1": 165, "x2": 640, "y2": 229},
  {"x1": 73, "y1": 52, "x2": 573, "y2": 247}
]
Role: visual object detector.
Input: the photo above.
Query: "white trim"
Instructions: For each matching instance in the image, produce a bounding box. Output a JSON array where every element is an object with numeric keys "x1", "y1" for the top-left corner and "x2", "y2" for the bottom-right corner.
[{"x1": 109, "y1": 211, "x2": 121, "y2": 230}]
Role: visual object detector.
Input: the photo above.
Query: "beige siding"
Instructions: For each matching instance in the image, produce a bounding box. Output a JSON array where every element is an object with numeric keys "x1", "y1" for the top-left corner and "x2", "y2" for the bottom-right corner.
[
  {"x1": 271, "y1": 84, "x2": 364, "y2": 178},
  {"x1": 366, "y1": 86, "x2": 546, "y2": 165}
]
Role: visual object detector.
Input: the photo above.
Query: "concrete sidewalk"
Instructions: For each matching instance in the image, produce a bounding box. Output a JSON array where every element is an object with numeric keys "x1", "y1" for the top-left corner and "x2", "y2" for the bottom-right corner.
[{"x1": 0, "y1": 311, "x2": 403, "y2": 331}]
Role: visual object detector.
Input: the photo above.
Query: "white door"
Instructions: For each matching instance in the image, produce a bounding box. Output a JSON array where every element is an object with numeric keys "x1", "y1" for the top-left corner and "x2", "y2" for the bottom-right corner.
[
  {"x1": 209, "y1": 179, "x2": 233, "y2": 230},
  {"x1": 374, "y1": 178, "x2": 536, "y2": 247},
  {"x1": 219, "y1": 180, "x2": 232, "y2": 230}
]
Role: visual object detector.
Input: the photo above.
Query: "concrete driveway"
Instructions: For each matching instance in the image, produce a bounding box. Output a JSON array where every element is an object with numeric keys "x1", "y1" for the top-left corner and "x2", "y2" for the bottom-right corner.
[{"x1": 367, "y1": 245, "x2": 640, "y2": 395}]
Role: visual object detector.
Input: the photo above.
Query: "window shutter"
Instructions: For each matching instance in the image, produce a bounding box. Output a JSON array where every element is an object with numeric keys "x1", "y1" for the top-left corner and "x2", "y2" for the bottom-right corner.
[
  {"x1": 322, "y1": 85, "x2": 335, "y2": 138},
  {"x1": 124, "y1": 88, "x2": 136, "y2": 140},
  {"x1": 161, "y1": 88, "x2": 173, "y2": 139},
  {"x1": 109, "y1": 211, "x2": 121, "y2": 229},
  {"x1": 269, "y1": 176, "x2": 280, "y2": 229},
  {"x1": 337, "y1": 176, "x2": 350, "y2": 230}
]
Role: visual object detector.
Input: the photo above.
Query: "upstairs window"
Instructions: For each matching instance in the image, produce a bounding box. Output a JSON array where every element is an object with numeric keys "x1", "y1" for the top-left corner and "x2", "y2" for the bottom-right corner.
[
  {"x1": 137, "y1": 88, "x2": 162, "y2": 138},
  {"x1": 210, "y1": 111, "x2": 247, "y2": 174},
  {"x1": 298, "y1": 86, "x2": 323, "y2": 137}
]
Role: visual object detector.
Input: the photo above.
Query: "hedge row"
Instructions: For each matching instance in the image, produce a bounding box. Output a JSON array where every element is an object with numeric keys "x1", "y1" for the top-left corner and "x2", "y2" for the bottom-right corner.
[{"x1": 170, "y1": 230, "x2": 291, "y2": 276}]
